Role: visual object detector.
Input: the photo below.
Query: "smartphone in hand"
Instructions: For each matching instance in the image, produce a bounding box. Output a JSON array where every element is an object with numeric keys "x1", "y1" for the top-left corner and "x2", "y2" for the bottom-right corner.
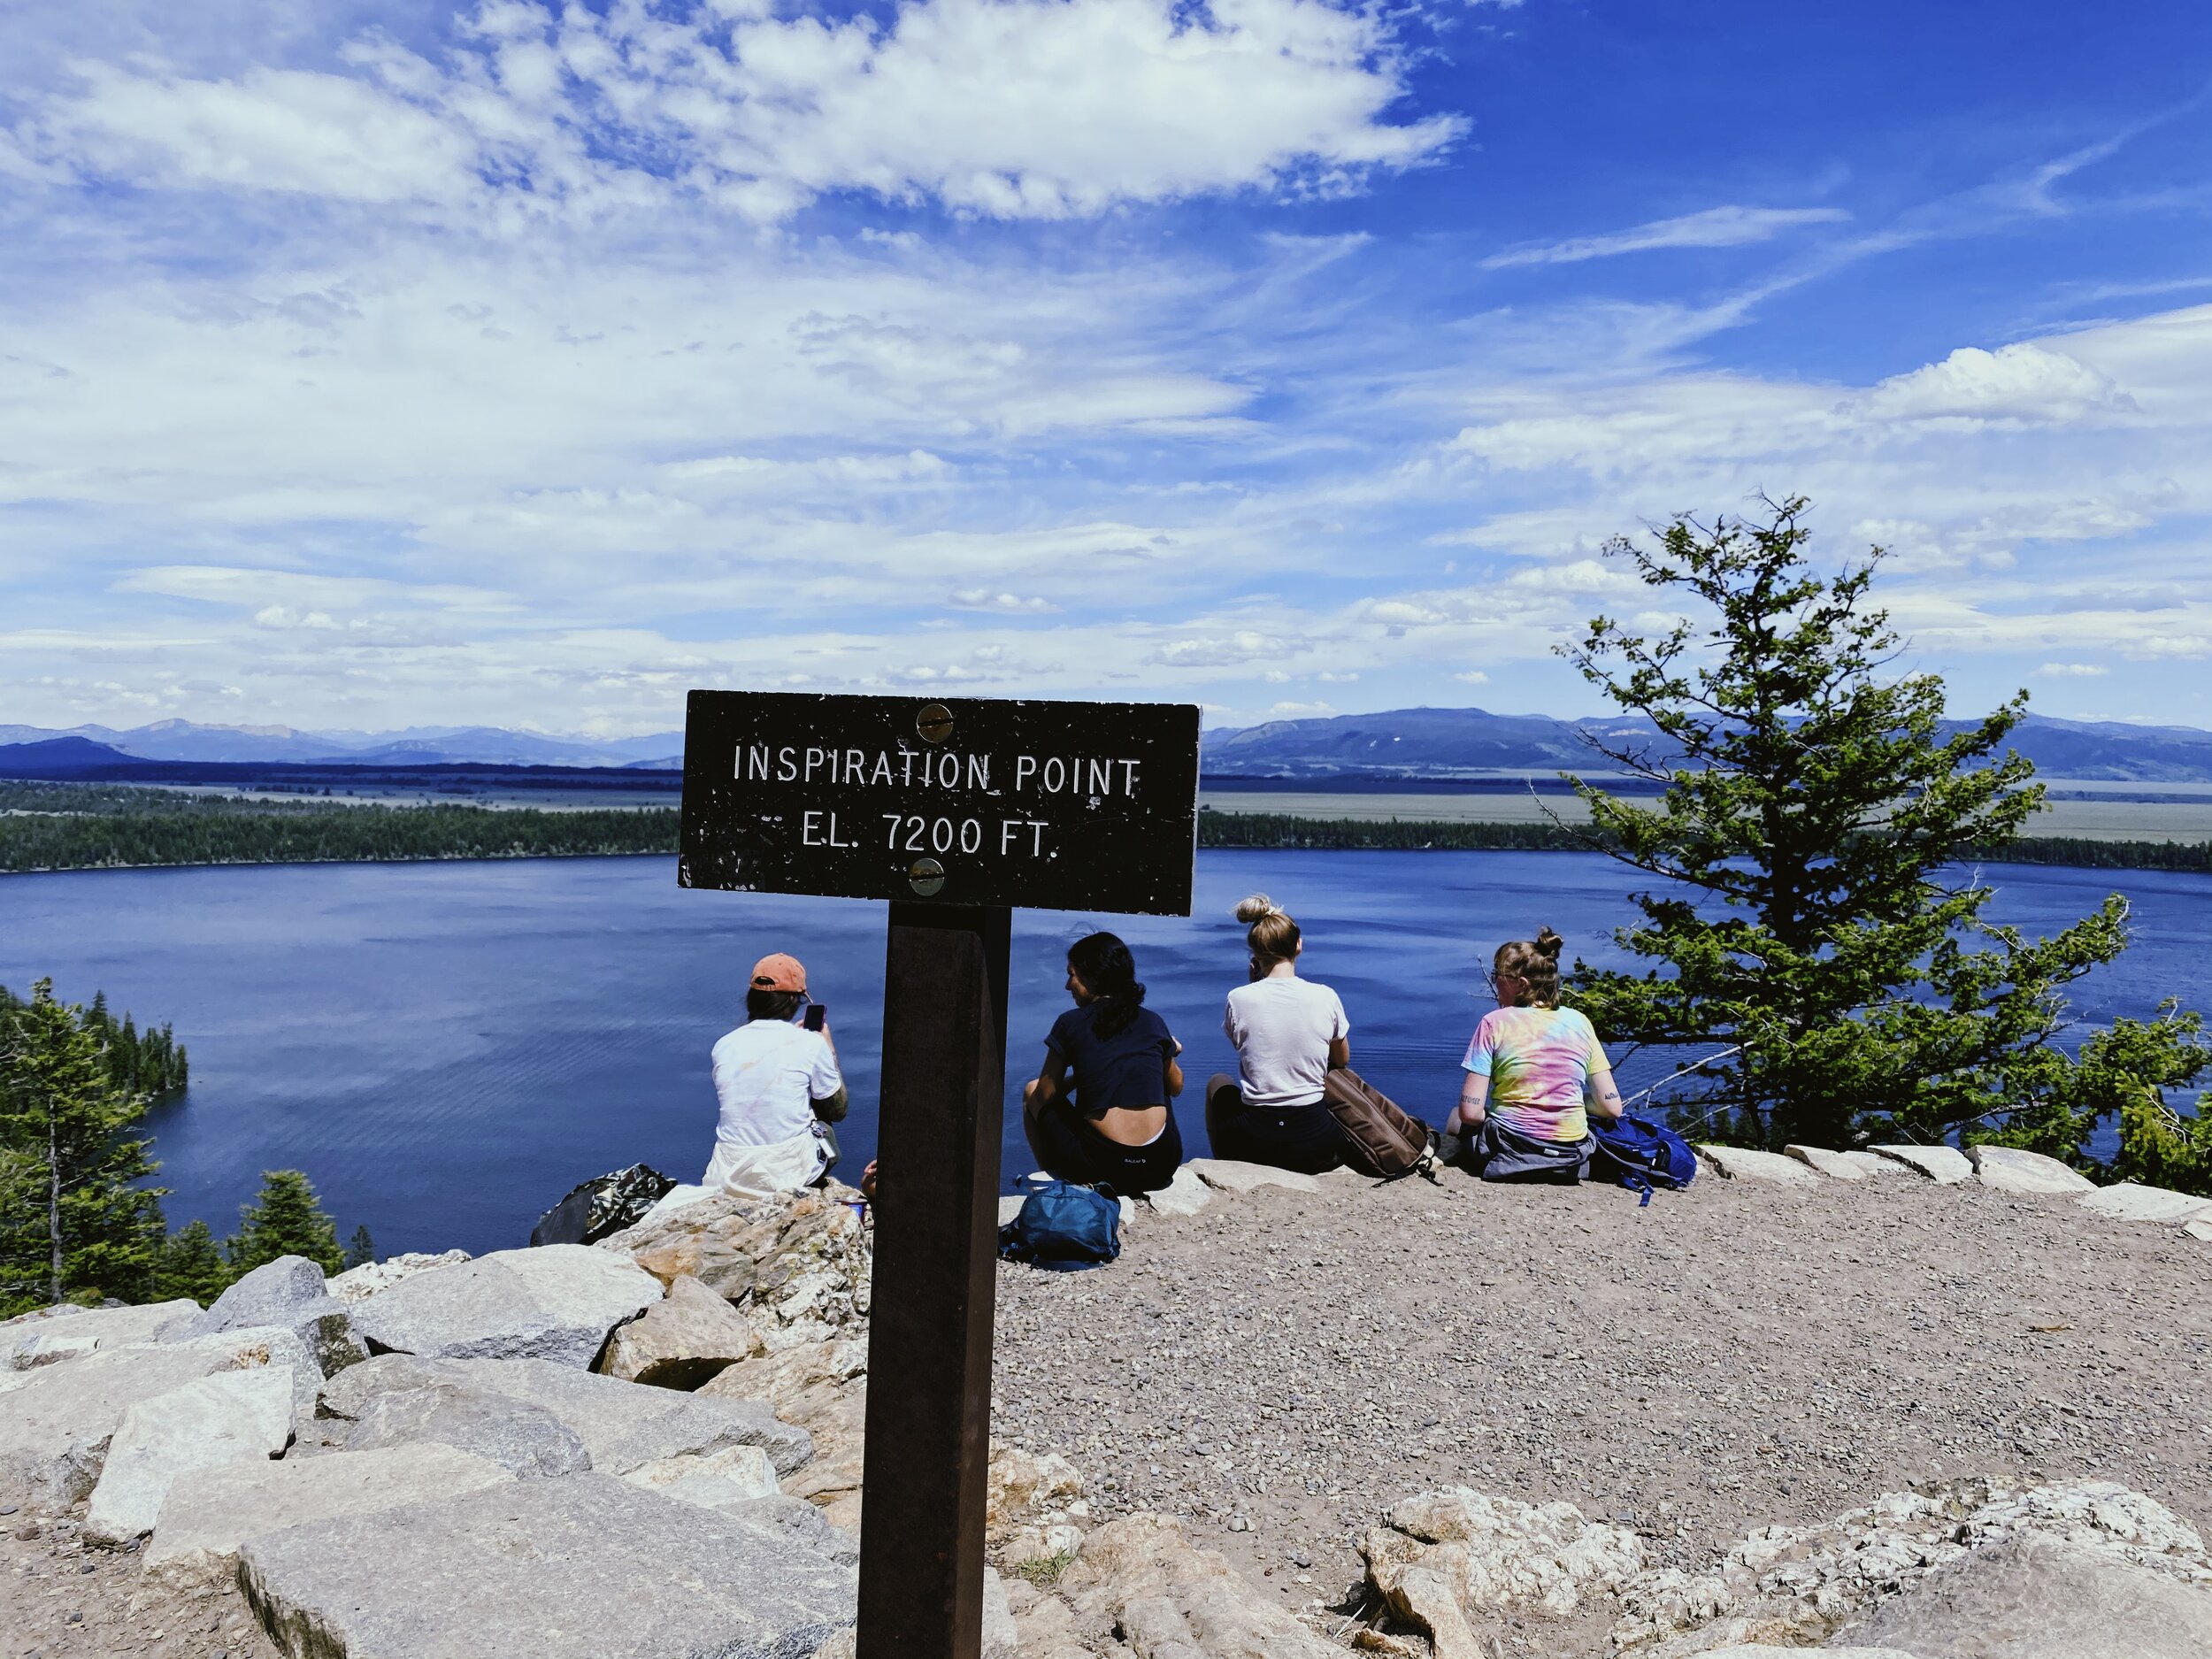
[{"x1": 803, "y1": 1003, "x2": 828, "y2": 1032}]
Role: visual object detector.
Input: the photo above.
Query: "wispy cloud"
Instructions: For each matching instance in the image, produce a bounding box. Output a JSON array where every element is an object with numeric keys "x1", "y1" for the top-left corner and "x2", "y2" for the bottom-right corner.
[{"x1": 1482, "y1": 204, "x2": 1849, "y2": 269}]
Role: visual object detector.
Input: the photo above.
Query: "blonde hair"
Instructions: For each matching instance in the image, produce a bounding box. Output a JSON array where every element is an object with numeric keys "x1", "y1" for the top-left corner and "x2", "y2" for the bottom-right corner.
[
  {"x1": 1493, "y1": 927, "x2": 1564, "y2": 1009},
  {"x1": 1234, "y1": 894, "x2": 1301, "y2": 970}
]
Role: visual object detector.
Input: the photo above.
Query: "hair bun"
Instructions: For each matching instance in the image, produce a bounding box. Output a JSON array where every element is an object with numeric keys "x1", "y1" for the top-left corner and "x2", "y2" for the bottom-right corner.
[
  {"x1": 1233, "y1": 894, "x2": 1279, "y2": 924},
  {"x1": 1534, "y1": 926, "x2": 1564, "y2": 960}
]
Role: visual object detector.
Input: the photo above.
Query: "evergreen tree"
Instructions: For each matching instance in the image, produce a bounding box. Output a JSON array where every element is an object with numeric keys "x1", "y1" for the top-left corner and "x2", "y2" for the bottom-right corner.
[
  {"x1": 154, "y1": 1219, "x2": 235, "y2": 1306},
  {"x1": 227, "y1": 1170, "x2": 343, "y2": 1276},
  {"x1": 1560, "y1": 497, "x2": 2212, "y2": 1157},
  {"x1": 0, "y1": 979, "x2": 167, "y2": 1314},
  {"x1": 342, "y1": 1225, "x2": 377, "y2": 1271}
]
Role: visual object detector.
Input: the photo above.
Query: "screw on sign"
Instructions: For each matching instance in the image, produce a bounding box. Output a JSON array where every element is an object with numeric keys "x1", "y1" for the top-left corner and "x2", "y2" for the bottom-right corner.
[{"x1": 679, "y1": 691, "x2": 1200, "y2": 1659}]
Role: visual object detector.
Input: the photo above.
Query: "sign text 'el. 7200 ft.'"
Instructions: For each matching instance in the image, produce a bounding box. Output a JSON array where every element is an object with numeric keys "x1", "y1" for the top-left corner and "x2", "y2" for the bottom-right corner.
[{"x1": 678, "y1": 692, "x2": 1201, "y2": 915}]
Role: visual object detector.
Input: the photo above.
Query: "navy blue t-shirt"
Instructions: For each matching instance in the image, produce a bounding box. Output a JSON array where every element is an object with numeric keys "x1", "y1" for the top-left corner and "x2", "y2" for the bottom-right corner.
[{"x1": 1046, "y1": 1003, "x2": 1176, "y2": 1113}]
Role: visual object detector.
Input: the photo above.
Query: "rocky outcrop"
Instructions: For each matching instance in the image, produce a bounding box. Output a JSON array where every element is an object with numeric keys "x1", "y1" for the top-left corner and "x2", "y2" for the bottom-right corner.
[
  {"x1": 238, "y1": 1471, "x2": 856, "y2": 1659},
  {"x1": 1842, "y1": 1530, "x2": 2212, "y2": 1659},
  {"x1": 2076, "y1": 1181, "x2": 2212, "y2": 1224},
  {"x1": 1696, "y1": 1146, "x2": 1822, "y2": 1185},
  {"x1": 703, "y1": 1336, "x2": 868, "y2": 1526},
  {"x1": 1872, "y1": 1144, "x2": 1974, "y2": 1183},
  {"x1": 1187, "y1": 1158, "x2": 1320, "y2": 1195},
  {"x1": 320, "y1": 1351, "x2": 813, "y2": 1477},
  {"x1": 0, "y1": 1325, "x2": 313, "y2": 1509},
  {"x1": 1040, "y1": 1511, "x2": 1340, "y2": 1659},
  {"x1": 1783, "y1": 1146, "x2": 1897, "y2": 1180},
  {"x1": 141, "y1": 1442, "x2": 511, "y2": 1589},
  {"x1": 1966, "y1": 1145, "x2": 2095, "y2": 1194},
  {"x1": 169, "y1": 1255, "x2": 366, "y2": 1378},
  {"x1": 84, "y1": 1365, "x2": 296, "y2": 1544},
  {"x1": 1612, "y1": 1479, "x2": 2212, "y2": 1655},
  {"x1": 1147, "y1": 1164, "x2": 1217, "y2": 1215},
  {"x1": 3, "y1": 1299, "x2": 198, "y2": 1370},
  {"x1": 1360, "y1": 1487, "x2": 1645, "y2": 1638},
  {"x1": 347, "y1": 1244, "x2": 662, "y2": 1368},
  {"x1": 598, "y1": 1272, "x2": 764, "y2": 1389},
  {"x1": 598, "y1": 1184, "x2": 872, "y2": 1348},
  {"x1": 326, "y1": 1249, "x2": 470, "y2": 1305}
]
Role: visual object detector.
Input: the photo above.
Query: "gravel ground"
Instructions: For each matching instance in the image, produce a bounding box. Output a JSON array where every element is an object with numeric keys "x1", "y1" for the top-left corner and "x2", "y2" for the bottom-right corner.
[
  {"x1": 0, "y1": 1513, "x2": 278, "y2": 1659},
  {"x1": 992, "y1": 1162, "x2": 2212, "y2": 1626}
]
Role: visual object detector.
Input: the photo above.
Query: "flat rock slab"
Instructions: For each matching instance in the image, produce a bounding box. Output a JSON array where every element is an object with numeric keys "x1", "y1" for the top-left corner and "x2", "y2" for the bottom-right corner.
[
  {"x1": 1970, "y1": 1145, "x2": 2097, "y2": 1195},
  {"x1": 240, "y1": 1471, "x2": 856, "y2": 1659},
  {"x1": 1187, "y1": 1158, "x2": 1321, "y2": 1195},
  {"x1": 0, "y1": 1326, "x2": 313, "y2": 1509},
  {"x1": 2185, "y1": 1217, "x2": 2212, "y2": 1242},
  {"x1": 4, "y1": 1300, "x2": 199, "y2": 1371},
  {"x1": 1696, "y1": 1145, "x2": 1822, "y2": 1186},
  {"x1": 1783, "y1": 1146, "x2": 1891, "y2": 1180},
  {"x1": 1871, "y1": 1144, "x2": 1974, "y2": 1183},
  {"x1": 2077, "y1": 1182, "x2": 2212, "y2": 1225},
  {"x1": 342, "y1": 1383, "x2": 590, "y2": 1477},
  {"x1": 86, "y1": 1365, "x2": 296, "y2": 1544},
  {"x1": 143, "y1": 1442, "x2": 510, "y2": 1588},
  {"x1": 1844, "y1": 1531, "x2": 2212, "y2": 1659},
  {"x1": 348, "y1": 1244, "x2": 661, "y2": 1368},
  {"x1": 320, "y1": 1353, "x2": 812, "y2": 1475},
  {"x1": 1147, "y1": 1164, "x2": 1215, "y2": 1217}
]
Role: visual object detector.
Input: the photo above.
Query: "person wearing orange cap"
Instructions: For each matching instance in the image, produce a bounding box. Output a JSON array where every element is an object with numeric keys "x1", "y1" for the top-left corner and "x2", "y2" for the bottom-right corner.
[{"x1": 703, "y1": 951, "x2": 849, "y2": 1199}]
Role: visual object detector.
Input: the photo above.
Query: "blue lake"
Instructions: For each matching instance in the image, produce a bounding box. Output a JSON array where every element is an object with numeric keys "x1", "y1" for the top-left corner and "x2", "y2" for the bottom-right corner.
[{"x1": 2, "y1": 852, "x2": 2206, "y2": 1256}]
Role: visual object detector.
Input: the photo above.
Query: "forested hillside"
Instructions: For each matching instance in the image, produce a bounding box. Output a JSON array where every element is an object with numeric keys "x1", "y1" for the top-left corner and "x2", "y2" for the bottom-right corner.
[{"x1": 0, "y1": 783, "x2": 678, "y2": 872}]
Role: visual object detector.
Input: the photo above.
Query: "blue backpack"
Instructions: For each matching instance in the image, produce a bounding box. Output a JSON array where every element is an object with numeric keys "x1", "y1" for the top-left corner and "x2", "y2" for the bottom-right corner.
[
  {"x1": 997, "y1": 1181, "x2": 1121, "y2": 1271},
  {"x1": 1590, "y1": 1113, "x2": 1698, "y2": 1206}
]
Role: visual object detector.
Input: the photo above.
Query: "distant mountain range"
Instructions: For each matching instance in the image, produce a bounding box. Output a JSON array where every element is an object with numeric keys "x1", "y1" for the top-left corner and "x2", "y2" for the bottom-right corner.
[
  {"x1": 4, "y1": 708, "x2": 2210, "y2": 785},
  {"x1": 1204, "y1": 708, "x2": 2212, "y2": 784},
  {"x1": 0, "y1": 720, "x2": 684, "y2": 770}
]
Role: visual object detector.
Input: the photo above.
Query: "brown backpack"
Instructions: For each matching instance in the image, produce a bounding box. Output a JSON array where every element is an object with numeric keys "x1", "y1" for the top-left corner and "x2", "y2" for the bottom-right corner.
[{"x1": 1322, "y1": 1066, "x2": 1441, "y2": 1181}]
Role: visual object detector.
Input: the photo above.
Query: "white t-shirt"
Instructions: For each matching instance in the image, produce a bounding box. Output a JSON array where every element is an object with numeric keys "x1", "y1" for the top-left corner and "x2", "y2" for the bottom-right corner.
[
  {"x1": 1223, "y1": 976, "x2": 1349, "y2": 1110},
  {"x1": 710, "y1": 1019, "x2": 842, "y2": 1149}
]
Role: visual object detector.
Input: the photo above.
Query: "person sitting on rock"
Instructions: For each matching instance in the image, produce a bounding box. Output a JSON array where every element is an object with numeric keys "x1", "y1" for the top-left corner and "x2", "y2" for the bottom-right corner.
[
  {"x1": 704, "y1": 951, "x2": 849, "y2": 1199},
  {"x1": 1021, "y1": 932, "x2": 1187, "y2": 1194},
  {"x1": 1444, "y1": 928, "x2": 1624, "y2": 1183},
  {"x1": 1205, "y1": 894, "x2": 1356, "y2": 1175}
]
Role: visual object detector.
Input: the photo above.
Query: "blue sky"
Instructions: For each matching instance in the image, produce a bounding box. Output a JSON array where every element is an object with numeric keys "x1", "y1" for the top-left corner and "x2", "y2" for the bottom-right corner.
[{"x1": 3, "y1": 0, "x2": 2208, "y2": 736}]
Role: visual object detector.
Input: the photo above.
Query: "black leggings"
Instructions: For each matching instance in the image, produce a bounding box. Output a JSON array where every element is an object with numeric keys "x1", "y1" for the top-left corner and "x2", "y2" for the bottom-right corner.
[
  {"x1": 1204, "y1": 1075, "x2": 1348, "y2": 1175},
  {"x1": 1025, "y1": 1094, "x2": 1185, "y2": 1195}
]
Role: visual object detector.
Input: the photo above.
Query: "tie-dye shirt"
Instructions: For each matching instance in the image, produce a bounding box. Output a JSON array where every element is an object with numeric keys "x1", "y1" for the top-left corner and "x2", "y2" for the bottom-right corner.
[{"x1": 1463, "y1": 1005, "x2": 1612, "y2": 1144}]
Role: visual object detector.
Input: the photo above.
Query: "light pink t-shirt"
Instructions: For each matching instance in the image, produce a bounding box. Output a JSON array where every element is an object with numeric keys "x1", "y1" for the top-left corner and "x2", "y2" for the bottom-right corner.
[{"x1": 1224, "y1": 976, "x2": 1349, "y2": 1110}]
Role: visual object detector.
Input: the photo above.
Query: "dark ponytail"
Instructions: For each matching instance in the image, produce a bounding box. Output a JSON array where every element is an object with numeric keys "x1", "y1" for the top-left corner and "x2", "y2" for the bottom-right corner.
[{"x1": 1068, "y1": 932, "x2": 1145, "y2": 1039}]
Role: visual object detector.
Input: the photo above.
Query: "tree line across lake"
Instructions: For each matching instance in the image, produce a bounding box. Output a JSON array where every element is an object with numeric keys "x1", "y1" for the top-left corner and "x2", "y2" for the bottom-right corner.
[
  {"x1": 0, "y1": 783, "x2": 677, "y2": 872},
  {"x1": 4, "y1": 780, "x2": 2207, "y2": 874}
]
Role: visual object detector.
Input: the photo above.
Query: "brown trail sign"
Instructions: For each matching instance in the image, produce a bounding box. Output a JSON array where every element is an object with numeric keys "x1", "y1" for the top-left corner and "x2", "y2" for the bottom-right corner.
[{"x1": 680, "y1": 692, "x2": 1201, "y2": 1659}]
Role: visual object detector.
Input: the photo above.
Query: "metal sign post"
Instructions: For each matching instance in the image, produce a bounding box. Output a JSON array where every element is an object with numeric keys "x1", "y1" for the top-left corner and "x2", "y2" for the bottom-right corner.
[{"x1": 679, "y1": 693, "x2": 1199, "y2": 1659}]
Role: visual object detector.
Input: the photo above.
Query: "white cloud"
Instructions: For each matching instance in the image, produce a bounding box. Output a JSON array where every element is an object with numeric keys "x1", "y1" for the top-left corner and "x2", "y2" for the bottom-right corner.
[
  {"x1": 1452, "y1": 669, "x2": 1489, "y2": 683},
  {"x1": 1857, "y1": 342, "x2": 2133, "y2": 426},
  {"x1": 2038, "y1": 662, "x2": 2108, "y2": 676},
  {"x1": 1148, "y1": 630, "x2": 1294, "y2": 667},
  {"x1": 37, "y1": 62, "x2": 477, "y2": 203},
  {"x1": 23, "y1": 0, "x2": 1463, "y2": 223},
  {"x1": 1481, "y1": 205, "x2": 1848, "y2": 269},
  {"x1": 1268, "y1": 699, "x2": 1334, "y2": 716}
]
